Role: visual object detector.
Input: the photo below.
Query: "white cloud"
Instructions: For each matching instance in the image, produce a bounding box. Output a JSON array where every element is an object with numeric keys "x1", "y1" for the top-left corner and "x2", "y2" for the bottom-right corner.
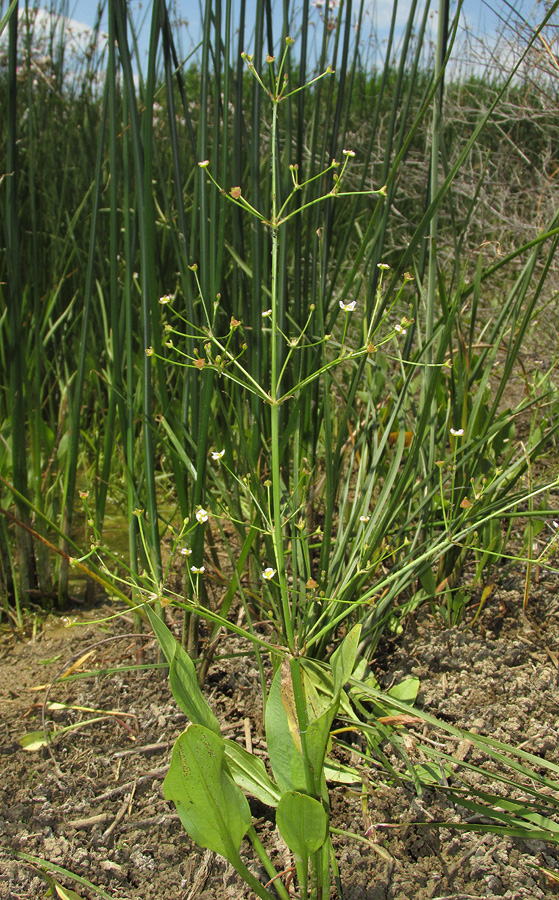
[{"x1": 2, "y1": 6, "x2": 108, "y2": 62}]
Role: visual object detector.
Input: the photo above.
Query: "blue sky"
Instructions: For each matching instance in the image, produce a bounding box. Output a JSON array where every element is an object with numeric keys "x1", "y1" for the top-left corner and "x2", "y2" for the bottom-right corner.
[
  {"x1": 62, "y1": 0, "x2": 544, "y2": 39},
  {"x1": 6, "y1": 1, "x2": 550, "y2": 77}
]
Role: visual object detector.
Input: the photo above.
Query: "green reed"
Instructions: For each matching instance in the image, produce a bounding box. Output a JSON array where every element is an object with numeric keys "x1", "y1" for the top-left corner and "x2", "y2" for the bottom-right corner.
[{"x1": 0, "y1": 0, "x2": 558, "y2": 646}]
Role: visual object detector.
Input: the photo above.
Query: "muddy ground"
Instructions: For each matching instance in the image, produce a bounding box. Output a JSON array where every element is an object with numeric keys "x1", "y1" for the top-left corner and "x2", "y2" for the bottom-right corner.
[{"x1": 1, "y1": 572, "x2": 559, "y2": 900}]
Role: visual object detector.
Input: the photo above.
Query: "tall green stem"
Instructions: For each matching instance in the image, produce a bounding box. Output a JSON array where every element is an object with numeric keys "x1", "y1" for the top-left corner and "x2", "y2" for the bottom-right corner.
[
  {"x1": 112, "y1": 0, "x2": 162, "y2": 602},
  {"x1": 6, "y1": 1, "x2": 36, "y2": 602},
  {"x1": 270, "y1": 95, "x2": 294, "y2": 653},
  {"x1": 58, "y1": 62, "x2": 109, "y2": 606},
  {"x1": 422, "y1": 0, "x2": 448, "y2": 519}
]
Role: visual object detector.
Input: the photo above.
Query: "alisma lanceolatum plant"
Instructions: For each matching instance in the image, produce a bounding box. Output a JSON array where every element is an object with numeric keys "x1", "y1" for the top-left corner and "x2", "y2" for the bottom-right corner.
[{"x1": 1, "y1": 0, "x2": 558, "y2": 652}]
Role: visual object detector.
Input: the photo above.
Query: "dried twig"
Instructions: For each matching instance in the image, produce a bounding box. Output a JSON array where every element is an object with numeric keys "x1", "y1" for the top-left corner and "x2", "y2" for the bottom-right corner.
[
  {"x1": 112, "y1": 740, "x2": 174, "y2": 758},
  {"x1": 102, "y1": 782, "x2": 136, "y2": 842},
  {"x1": 94, "y1": 765, "x2": 169, "y2": 803},
  {"x1": 184, "y1": 849, "x2": 215, "y2": 900},
  {"x1": 64, "y1": 813, "x2": 112, "y2": 830}
]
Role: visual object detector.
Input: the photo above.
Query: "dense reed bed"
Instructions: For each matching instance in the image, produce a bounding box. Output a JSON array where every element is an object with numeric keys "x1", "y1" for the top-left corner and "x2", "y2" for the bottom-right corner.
[{"x1": 0, "y1": 0, "x2": 558, "y2": 646}]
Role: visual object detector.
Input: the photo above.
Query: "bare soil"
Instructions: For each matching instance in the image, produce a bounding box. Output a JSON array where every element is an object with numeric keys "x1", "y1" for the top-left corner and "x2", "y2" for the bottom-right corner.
[{"x1": 1, "y1": 573, "x2": 559, "y2": 900}]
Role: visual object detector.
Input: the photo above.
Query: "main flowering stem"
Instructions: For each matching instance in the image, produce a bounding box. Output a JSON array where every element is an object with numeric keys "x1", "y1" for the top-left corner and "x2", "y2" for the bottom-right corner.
[{"x1": 269, "y1": 95, "x2": 295, "y2": 653}]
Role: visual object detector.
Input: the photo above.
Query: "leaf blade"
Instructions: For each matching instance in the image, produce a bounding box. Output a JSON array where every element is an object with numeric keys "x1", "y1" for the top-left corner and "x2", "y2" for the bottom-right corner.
[{"x1": 163, "y1": 724, "x2": 251, "y2": 863}]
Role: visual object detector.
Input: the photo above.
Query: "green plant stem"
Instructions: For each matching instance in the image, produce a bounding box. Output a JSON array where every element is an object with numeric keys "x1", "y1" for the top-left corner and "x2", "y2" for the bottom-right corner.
[
  {"x1": 6, "y1": 1, "x2": 36, "y2": 602},
  {"x1": 247, "y1": 826, "x2": 291, "y2": 900},
  {"x1": 58, "y1": 69, "x2": 109, "y2": 607},
  {"x1": 270, "y1": 95, "x2": 294, "y2": 652},
  {"x1": 112, "y1": 0, "x2": 162, "y2": 610},
  {"x1": 289, "y1": 657, "x2": 325, "y2": 899},
  {"x1": 231, "y1": 854, "x2": 277, "y2": 900},
  {"x1": 422, "y1": 0, "x2": 448, "y2": 502}
]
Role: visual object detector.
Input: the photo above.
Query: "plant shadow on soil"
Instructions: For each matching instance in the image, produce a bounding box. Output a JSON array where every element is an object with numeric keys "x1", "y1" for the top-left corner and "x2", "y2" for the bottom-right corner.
[{"x1": 1, "y1": 574, "x2": 559, "y2": 900}]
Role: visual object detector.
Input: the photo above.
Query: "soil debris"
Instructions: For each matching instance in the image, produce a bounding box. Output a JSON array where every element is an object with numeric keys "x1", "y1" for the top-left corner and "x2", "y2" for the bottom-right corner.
[{"x1": 1, "y1": 577, "x2": 558, "y2": 899}]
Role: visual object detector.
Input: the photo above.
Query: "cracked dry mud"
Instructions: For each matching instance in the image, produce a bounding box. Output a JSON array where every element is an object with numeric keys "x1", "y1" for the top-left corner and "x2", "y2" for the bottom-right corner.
[{"x1": 1, "y1": 573, "x2": 558, "y2": 900}]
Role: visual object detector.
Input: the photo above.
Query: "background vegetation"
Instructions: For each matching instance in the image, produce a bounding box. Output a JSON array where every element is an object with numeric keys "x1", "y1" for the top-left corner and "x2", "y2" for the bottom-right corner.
[
  {"x1": 0, "y1": 0, "x2": 558, "y2": 645},
  {"x1": 2, "y1": 2, "x2": 559, "y2": 896}
]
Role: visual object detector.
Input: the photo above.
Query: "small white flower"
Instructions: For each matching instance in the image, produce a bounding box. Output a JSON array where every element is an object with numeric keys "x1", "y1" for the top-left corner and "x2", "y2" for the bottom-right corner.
[
  {"x1": 211, "y1": 449, "x2": 225, "y2": 461},
  {"x1": 450, "y1": 427, "x2": 464, "y2": 437},
  {"x1": 377, "y1": 263, "x2": 390, "y2": 271},
  {"x1": 262, "y1": 567, "x2": 276, "y2": 580},
  {"x1": 262, "y1": 309, "x2": 272, "y2": 318},
  {"x1": 342, "y1": 148, "x2": 355, "y2": 157},
  {"x1": 359, "y1": 515, "x2": 370, "y2": 523},
  {"x1": 394, "y1": 324, "x2": 407, "y2": 336},
  {"x1": 339, "y1": 300, "x2": 356, "y2": 312},
  {"x1": 159, "y1": 294, "x2": 172, "y2": 304},
  {"x1": 196, "y1": 508, "x2": 209, "y2": 524},
  {"x1": 180, "y1": 548, "x2": 192, "y2": 556},
  {"x1": 191, "y1": 565, "x2": 205, "y2": 574}
]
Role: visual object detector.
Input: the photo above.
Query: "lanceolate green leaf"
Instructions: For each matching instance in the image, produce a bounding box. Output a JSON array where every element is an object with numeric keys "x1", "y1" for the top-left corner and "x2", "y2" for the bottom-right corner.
[
  {"x1": 304, "y1": 707, "x2": 335, "y2": 796},
  {"x1": 146, "y1": 606, "x2": 220, "y2": 734},
  {"x1": 308, "y1": 630, "x2": 359, "y2": 778},
  {"x1": 13, "y1": 852, "x2": 115, "y2": 900},
  {"x1": 331, "y1": 624, "x2": 361, "y2": 694},
  {"x1": 163, "y1": 724, "x2": 251, "y2": 862},
  {"x1": 169, "y1": 646, "x2": 221, "y2": 735},
  {"x1": 224, "y1": 740, "x2": 281, "y2": 808},
  {"x1": 266, "y1": 626, "x2": 364, "y2": 796},
  {"x1": 265, "y1": 664, "x2": 307, "y2": 794}
]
